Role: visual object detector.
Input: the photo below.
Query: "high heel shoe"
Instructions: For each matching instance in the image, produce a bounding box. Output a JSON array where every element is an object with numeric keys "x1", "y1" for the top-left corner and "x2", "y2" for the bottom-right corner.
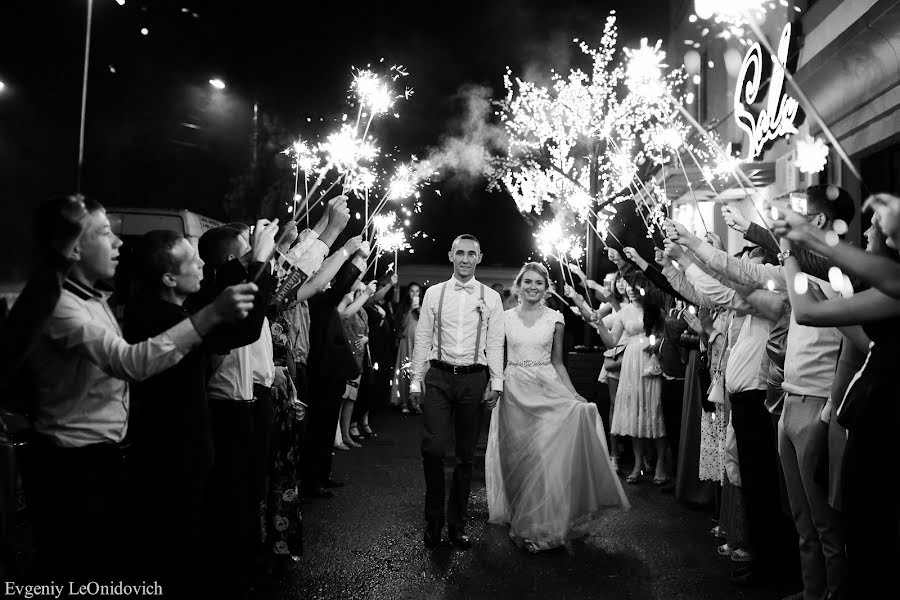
[
  {"x1": 346, "y1": 438, "x2": 362, "y2": 448},
  {"x1": 360, "y1": 424, "x2": 378, "y2": 438}
]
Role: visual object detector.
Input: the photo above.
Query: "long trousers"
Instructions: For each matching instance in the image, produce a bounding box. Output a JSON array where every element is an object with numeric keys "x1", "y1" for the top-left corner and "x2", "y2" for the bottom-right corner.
[
  {"x1": 24, "y1": 436, "x2": 128, "y2": 583},
  {"x1": 421, "y1": 367, "x2": 487, "y2": 530},
  {"x1": 207, "y1": 399, "x2": 256, "y2": 597},
  {"x1": 301, "y1": 376, "x2": 345, "y2": 489},
  {"x1": 778, "y1": 394, "x2": 847, "y2": 599},
  {"x1": 729, "y1": 389, "x2": 799, "y2": 581}
]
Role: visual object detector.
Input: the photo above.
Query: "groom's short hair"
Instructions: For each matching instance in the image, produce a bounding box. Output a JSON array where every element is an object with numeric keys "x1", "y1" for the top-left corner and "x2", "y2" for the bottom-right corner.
[{"x1": 451, "y1": 234, "x2": 481, "y2": 253}]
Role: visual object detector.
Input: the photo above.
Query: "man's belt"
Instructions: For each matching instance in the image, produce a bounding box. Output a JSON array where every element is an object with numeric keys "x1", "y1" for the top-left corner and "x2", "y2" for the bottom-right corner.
[{"x1": 429, "y1": 359, "x2": 487, "y2": 375}]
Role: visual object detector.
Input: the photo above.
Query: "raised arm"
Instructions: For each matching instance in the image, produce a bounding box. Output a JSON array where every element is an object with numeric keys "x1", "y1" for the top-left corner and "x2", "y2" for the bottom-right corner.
[
  {"x1": 667, "y1": 219, "x2": 784, "y2": 290},
  {"x1": 47, "y1": 284, "x2": 255, "y2": 382},
  {"x1": 781, "y1": 239, "x2": 900, "y2": 326},
  {"x1": 339, "y1": 281, "x2": 377, "y2": 318},
  {"x1": 775, "y1": 207, "x2": 900, "y2": 300}
]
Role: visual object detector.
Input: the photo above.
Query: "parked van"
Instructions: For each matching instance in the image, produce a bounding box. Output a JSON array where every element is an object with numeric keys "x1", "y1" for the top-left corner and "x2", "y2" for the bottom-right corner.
[
  {"x1": 104, "y1": 208, "x2": 223, "y2": 317},
  {"x1": 105, "y1": 207, "x2": 222, "y2": 248}
]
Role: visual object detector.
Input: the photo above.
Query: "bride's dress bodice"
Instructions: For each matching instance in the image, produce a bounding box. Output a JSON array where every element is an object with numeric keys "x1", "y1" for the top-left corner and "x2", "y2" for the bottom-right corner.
[{"x1": 504, "y1": 307, "x2": 563, "y2": 366}]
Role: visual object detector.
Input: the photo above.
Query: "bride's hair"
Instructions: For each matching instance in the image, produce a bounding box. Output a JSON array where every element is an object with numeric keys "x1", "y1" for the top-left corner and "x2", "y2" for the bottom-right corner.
[{"x1": 511, "y1": 262, "x2": 550, "y2": 303}]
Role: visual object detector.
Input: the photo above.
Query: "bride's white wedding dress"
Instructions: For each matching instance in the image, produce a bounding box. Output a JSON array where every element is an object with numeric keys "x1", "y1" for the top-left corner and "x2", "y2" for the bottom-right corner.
[{"x1": 486, "y1": 306, "x2": 629, "y2": 552}]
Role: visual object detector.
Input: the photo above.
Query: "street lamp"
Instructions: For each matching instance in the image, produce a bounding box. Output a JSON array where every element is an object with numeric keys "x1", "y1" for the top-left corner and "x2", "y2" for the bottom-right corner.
[{"x1": 209, "y1": 78, "x2": 226, "y2": 90}]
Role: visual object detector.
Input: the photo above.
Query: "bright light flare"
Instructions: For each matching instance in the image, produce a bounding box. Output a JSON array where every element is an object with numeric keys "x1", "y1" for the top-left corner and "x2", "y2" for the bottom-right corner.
[
  {"x1": 795, "y1": 136, "x2": 829, "y2": 175},
  {"x1": 828, "y1": 267, "x2": 845, "y2": 293},
  {"x1": 372, "y1": 212, "x2": 398, "y2": 237},
  {"x1": 624, "y1": 38, "x2": 667, "y2": 98},
  {"x1": 535, "y1": 220, "x2": 565, "y2": 258},
  {"x1": 565, "y1": 190, "x2": 593, "y2": 220},
  {"x1": 387, "y1": 163, "x2": 418, "y2": 200},
  {"x1": 653, "y1": 125, "x2": 683, "y2": 151},
  {"x1": 319, "y1": 124, "x2": 378, "y2": 172},
  {"x1": 694, "y1": 0, "x2": 769, "y2": 25},
  {"x1": 352, "y1": 69, "x2": 396, "y2": 115}
]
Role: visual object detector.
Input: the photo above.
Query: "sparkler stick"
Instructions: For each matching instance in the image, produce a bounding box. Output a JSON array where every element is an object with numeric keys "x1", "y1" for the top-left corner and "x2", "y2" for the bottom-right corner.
[
  {"x1": 304, "y1": 175, "x2": 309, "y2": 227},
  {"x1": 572, "y1": 255, "x2": 594, "y2": 310},
  {"x1": 295, "y1": 173, "x2": 346, "y2": 224},
  {"x1": 394, "y1": 248, "x2": 399, "y2": 278},
  {"x1": 364, "y1": 188, "x2": 369, "y2": 240},
  {"x1": 292, "y1": 167, "x2": 331, "y2": 223},
  {"x1": 666, "y1": 96, "x2": 780, "y2": 246},
  {"x1": 292, "y1": 162, "x2": 300, "y2": 216},
  {"x1": 673, "y1": 149, "x2": 709, "y2": 232}
]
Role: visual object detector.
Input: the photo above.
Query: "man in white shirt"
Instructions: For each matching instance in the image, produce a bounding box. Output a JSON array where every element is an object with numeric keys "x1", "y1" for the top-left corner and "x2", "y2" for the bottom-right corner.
[
  {"x1": 409, "y1": 234, "x2": 504, "y2": 550},
  {"x1": 25, "y1": 197, "x2": 257, "y2": 584}
]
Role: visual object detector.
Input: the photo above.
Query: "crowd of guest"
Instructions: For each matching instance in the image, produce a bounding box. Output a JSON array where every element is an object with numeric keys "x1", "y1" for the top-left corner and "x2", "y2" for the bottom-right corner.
[
  {"x1": 2, "y1": 184, "x2": 898, "y2": 600},
  {"x1": 563, "y1": 184, "x2": 900, "y2": 600},
  {"x1": 0, "y1": 193, "x2": 434, "y2": 598}
]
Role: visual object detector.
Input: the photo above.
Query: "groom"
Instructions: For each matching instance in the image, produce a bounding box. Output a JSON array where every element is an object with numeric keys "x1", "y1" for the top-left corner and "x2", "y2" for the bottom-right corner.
[{"x1": 409, "y1": 234, "x2": 505, "y2": 549}]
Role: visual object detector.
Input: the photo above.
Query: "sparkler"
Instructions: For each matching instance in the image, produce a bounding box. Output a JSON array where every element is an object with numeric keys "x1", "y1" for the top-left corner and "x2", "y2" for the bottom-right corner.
[{"x1": 795, "y1": 136, "x2": 829, "y2": 175}]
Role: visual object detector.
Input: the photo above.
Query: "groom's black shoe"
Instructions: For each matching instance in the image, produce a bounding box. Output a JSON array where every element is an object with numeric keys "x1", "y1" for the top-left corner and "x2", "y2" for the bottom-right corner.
[
  {"x1": 424, "y1": 523, "x2": 442, "y2": 549},
  {"x1": 448, "y1": 527, "x2": 472, "y2": 550}
]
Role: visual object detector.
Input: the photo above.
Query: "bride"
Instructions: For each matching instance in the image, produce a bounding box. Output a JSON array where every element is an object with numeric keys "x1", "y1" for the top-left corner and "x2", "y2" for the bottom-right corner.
[{"x1": 486, "y1": 262, "x2": 629, "y2": 553}]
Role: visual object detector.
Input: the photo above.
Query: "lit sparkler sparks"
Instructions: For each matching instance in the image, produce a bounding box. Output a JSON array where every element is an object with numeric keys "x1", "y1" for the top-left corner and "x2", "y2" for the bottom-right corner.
[
  {"x1": 795, "y1": 136, "x2": 829, "y2": 175},
  {"x1": 319, "y1": 124, "x2": 379, "y2": 173},
  {"x1": 624, "y1": 38, "x2": 667, "y2": 99},
  {"x1": 694, "y1": 0, "x2": 771, "y2": 26},
  {"x1": 387, "y1": 162, "x2": 418, "y2": 200}
]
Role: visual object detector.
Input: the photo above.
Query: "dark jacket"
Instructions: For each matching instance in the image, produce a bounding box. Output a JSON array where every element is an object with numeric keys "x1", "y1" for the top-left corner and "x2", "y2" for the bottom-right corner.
[
  {"x1": 125, "y1": 260, "x2": 276, "y2": 476},
  {"x1": 124, "y1": 298, "x2": 215, "y2": 477},
  {"x1": 307, "y1": 261, "x2": 363, "y2": 382}
]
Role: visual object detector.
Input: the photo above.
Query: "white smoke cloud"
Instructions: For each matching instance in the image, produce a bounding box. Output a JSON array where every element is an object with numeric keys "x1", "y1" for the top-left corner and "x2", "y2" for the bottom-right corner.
[{"x1": 418, "y1": 84, "x2": 507, "y2": 184}]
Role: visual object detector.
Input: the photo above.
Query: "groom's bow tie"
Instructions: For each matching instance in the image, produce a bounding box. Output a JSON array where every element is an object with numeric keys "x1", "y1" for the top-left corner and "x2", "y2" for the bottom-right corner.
[{"x1": 454, "y1": 281, "x2": 474, "y2": 294}]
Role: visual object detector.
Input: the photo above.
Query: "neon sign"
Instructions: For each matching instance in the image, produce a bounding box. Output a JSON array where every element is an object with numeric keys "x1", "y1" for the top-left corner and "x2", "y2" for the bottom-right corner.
[{"x1": 734, "y1": 23, "x2": 805, "y2": 159}]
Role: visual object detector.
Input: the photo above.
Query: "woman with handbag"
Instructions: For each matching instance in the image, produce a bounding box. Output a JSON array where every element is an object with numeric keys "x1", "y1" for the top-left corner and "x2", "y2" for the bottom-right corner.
[
  {"x1": 595, "y1": 260, "x2": 669, "y2": 485},
  {"x1": 596, "y1": 273, "x2": 627, "y2": 472}
]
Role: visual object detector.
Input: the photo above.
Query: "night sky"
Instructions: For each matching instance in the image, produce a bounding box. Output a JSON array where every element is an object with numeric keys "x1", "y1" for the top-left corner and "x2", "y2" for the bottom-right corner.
[{"x1": 0, "y1": 0, "x2": 669, "y2": 278}]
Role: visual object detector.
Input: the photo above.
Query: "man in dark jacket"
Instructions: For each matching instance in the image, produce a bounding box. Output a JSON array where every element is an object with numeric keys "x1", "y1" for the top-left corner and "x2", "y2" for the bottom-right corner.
[{"x1": 123, "y1": 224, "x2": 277, "y2": 597}]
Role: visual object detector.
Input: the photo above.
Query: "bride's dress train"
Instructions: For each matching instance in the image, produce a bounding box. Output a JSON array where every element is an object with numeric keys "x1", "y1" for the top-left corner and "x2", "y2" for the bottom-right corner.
[{"x1": 486, "y1": 307, "x2": 629, "y2": 552}]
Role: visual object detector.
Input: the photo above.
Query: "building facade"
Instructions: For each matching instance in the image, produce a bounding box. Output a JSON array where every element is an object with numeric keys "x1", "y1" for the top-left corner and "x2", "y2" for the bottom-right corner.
[{"x1": 663, "y1": 0, "x2": 900, "y2": 251}]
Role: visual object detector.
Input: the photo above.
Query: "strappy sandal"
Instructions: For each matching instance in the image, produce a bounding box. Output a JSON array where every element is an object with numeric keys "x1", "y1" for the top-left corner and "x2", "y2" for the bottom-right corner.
[
  {"x1": 625, "y1": 473, "x2": 642, "y2": 484},
  {"x1": 360, "y1": 424, "x2": 378, "y2": 438}
]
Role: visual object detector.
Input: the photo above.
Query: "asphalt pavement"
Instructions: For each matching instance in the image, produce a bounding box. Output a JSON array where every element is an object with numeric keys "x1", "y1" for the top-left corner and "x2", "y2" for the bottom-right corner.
[{"x1": 273, "y1": 409, "x2": 794, "y2": 600}]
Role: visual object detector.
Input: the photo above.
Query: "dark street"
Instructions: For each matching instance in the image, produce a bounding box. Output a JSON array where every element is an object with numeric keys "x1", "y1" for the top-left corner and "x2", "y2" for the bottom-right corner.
[{"x1": 275, "y1": 410, "x2": 791, "y2": 600}]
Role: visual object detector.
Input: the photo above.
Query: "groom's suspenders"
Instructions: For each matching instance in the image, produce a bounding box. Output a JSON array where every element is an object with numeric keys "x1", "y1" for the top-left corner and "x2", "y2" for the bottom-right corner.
[
  {"x1": 435, "y1": 282, "x2": 486, "y2": 366},
  {"x1": 436, "y1": 283, "x2": 448, "y2": 362},
  {"x1": 472, "y1": 284, "x2": 485, "y2": 363}
]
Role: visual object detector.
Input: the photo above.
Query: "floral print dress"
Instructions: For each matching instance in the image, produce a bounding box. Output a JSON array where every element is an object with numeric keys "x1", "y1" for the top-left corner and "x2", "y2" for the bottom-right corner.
[{"x1": 262, "y1": 312, "x2": 304, "y2": 572}]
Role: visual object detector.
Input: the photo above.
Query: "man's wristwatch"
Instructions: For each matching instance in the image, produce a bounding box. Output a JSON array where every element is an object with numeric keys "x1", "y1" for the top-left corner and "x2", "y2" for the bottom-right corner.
[{"x1": 777, "y1": 250, "x2": 793, "y2": 265}]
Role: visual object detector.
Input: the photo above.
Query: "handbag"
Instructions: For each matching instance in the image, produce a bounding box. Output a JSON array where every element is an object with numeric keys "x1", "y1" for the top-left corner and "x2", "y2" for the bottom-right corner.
[
  {"x1": 706, "y1": 331, "x2": 727, "y2": 406},
  {"x1": 642, "y1": 352, "x2": 662, "y2": 377},
  {"x1": 603, "y1": 346, "x2": 625, "y2": 372}
]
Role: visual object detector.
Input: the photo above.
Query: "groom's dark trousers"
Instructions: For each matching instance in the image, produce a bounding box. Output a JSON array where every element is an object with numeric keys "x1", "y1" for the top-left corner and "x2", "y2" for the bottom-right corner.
[{"x1": 421, "y1": 362, "x2": 488, "y2": 530}]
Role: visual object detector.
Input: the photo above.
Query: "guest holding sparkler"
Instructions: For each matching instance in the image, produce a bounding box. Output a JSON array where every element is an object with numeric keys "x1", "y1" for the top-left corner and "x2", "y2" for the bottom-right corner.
[
  {"x1": 392, "y1": 281, "x2": 422, "y2": 413},
  {"x1": 338, "y1": 280, "x2": 378, "y2": 449}
]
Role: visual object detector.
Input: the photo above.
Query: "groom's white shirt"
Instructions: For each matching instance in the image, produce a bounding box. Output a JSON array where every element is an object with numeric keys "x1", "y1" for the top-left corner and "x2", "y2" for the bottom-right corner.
[{"x1": 409, "y1": 276, "x2": 505, "y2": 394}]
